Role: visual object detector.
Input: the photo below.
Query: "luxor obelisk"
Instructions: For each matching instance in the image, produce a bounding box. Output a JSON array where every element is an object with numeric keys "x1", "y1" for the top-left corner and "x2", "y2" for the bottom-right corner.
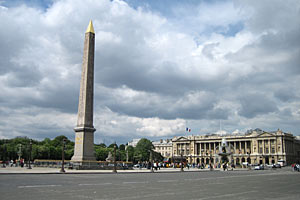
[{"x1": 71, "y1": 21, "x2": 96, "y2": 163}]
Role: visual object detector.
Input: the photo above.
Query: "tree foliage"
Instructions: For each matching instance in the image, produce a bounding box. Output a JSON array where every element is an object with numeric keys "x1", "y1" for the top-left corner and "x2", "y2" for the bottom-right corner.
[
  {"x1": 0, "y1": 137, "x2": 163, "y2": 163},
  {"x1": 134, "y1": 138, "x2": 154, "y2": 162},
  {"x1": 0, "y1": 136, "x2": 74, "y2": 161}
]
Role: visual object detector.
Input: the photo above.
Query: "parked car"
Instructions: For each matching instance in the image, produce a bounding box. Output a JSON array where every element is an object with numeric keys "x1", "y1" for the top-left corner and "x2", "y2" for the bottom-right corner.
[
  {"x1": 254, "y1": 164, "x2": 264, "y2": 170},
  {"x1": 274, "y1": 164, "x2": 281, "y2": 168},
  {"x1": 133, "y1": 164, "x2": 140, "y2": 168},
  {"x1": 266, "y1": 164, "x2": 274, "y2": 168}
]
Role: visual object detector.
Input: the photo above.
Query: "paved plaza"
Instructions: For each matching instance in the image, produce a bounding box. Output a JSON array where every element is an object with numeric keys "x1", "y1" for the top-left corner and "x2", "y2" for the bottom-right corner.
[{"x1": 0, "y1": 167, "x2": 299, "y2": 200}]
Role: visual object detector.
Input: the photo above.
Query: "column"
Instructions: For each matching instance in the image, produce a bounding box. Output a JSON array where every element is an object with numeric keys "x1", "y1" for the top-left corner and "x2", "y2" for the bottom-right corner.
[
  {"x1": 234, "y1": 142, "x2": 237, "y2": 154},
  {"x1": 269, "y1": 139, "x2": 272, "y2": 155}
]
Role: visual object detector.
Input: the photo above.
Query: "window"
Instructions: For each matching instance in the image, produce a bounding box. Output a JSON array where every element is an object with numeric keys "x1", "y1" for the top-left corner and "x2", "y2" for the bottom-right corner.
[
  {"x1": 271, "y1": 140, "x2": 275, "y2": 144},
  {"x1": 266, "y1": 148, "x2": 269, "y2": 153},
  {"x1": 271, "y1": 147, "x2": 275, "y2": 153},
  {"x1": 259, "y1": 148, "x2": 263, "y2": 153}
]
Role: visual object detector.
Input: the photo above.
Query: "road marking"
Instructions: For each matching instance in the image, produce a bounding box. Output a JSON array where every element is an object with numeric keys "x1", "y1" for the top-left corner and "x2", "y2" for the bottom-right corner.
[
  {"x1": 18, "y1": 185, "x2": 62, "y2": 188},
  {"x1": 79, "y1": 183, "x2": 112, "y2": 186},
  {"x1": 196, "y1": 190, "x2": 258, "y2": 200},
  {"x1": 157, "y1": 180, "x2": 176, "y2": 183},
  {"x1": 183, "y1": 171, "x2": 293, "y2": 182},
  {"x1": 122, "y1": 181, "x2": 148, "y2": 184}
]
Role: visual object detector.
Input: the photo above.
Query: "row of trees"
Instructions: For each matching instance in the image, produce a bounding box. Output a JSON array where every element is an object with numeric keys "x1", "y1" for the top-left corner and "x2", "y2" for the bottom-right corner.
[{"x1": 0, "y1": 136, "x2": 163, "y2": 163}]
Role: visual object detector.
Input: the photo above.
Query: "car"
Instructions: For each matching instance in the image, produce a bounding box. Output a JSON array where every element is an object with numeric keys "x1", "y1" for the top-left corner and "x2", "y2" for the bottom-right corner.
[
  {"x1": 274, "y1": 164, "x2": 281, "y2": 168},
  {"x1": 254, "y1": 164, "x2": 264, "y2": 170},
  {"x1": 266, "y1": 164, "x2": 274, "y2": 168}
]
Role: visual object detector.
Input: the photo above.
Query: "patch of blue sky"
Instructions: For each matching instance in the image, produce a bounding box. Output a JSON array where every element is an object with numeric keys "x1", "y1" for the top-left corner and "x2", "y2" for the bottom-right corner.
[
  {"x1": 124, "y1": 0, "x2": 225, "y2": 17},
  {"x1": 1, "y1": 0, "x2": 53, "y2": 10},
  {"x1": 219, "y1": 21, "x2": 244, "y2": 37},
  {"x1": 124, "y1": 0, "x2": 243, "y2": 37}
]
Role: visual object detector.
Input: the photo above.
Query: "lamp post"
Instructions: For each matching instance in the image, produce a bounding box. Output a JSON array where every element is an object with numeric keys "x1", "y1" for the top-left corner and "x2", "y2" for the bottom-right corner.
[
  {"x1": 125, "y1": 145, "x2": 129, "y2": 163},
  {"x1": 2, "y1": 142, "x2": 7, "y2": 168},
  {"x1": 149, "y1": 149, "x2": 154, "y2": 172},
  {"x1": 60, "y1": 138, "x2": 66, "y2": 173},
  {"x1": 209, "y1": 150, "x2": 213, "y2": 171},
  {"x1": 247, "y1": 152, "x2": 251, "y2": 170},
  {"x1": 17, "y1": 144, "x2": 22, "y2": 161},
  {"x1": 28, "y1": 139, "x2": 32, "y2": 169},
  {"x1": 113, "y1": 142, "x2": 117, "y2": 173},
  {"x1": 180, "y1": 149, "x2": 184, "y2": 172}
]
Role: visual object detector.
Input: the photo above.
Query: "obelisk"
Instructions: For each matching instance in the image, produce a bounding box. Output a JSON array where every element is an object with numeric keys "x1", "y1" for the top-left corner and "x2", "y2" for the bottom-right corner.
[{"x1": 71, "y1": 21, "x2": 96, "y2": 163}]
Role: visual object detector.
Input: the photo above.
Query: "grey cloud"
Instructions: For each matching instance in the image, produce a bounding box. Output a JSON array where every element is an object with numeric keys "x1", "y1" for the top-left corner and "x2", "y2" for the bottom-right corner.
[
  {"x1": 274, "y1": 89, "x2": 297, "y2": 102},
  {"x1": 1, "y1": 0, "x2": 300, "y2": 141},
  {"x1": 202, "y1": 43, "x2": 219, "y2": 60},
  {"x1": 5, "y1": 64, "x2": 42, "y2": 87},
  {"x1": 238, "y1": 93, "x2": 278, "y2": 118},
  {"x1": 95, "y1": 87, "x2": 231, "y2": 120}
]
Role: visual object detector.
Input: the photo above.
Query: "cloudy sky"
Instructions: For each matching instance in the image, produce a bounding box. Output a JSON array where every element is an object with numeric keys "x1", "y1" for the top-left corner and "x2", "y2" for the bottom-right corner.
[{"x1": 0, "y1": 0, "x2": 299, "y2": 144}]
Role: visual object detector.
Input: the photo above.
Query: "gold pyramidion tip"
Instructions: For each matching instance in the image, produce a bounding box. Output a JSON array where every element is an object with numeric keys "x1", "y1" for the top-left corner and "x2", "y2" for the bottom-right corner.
[{"x1": 86, "y1": 20, "x2": 95, "y2": 34}]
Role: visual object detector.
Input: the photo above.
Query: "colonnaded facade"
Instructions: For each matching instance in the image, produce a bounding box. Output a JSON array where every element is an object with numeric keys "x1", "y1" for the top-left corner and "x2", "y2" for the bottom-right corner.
[{"x1": 171, "y1": 129, "x2": 300, "y2": 166}]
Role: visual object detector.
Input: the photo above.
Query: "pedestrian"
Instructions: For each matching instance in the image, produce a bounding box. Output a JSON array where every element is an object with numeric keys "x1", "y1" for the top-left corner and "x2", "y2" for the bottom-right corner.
[
  {"x1": 153, "y1": 162, "x2": 157, "y2": 170},
  {"x1": 20, "y1": 159, "x2": 24, "y2": 168}
]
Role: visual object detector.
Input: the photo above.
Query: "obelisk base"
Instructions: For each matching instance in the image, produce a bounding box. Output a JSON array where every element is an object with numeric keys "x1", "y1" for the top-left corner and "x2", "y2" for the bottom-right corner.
[{"x1": 71, "y1": 127, "x2": 97, "y2": 169}]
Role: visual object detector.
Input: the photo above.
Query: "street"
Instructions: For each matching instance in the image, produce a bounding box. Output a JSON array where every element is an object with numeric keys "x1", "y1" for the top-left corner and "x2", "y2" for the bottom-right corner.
[{"x1": 0, "y1": 168, "x2": 299, "y2": 200}]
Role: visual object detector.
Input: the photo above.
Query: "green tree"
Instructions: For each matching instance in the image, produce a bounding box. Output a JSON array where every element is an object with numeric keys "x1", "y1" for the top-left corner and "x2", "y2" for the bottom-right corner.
[
  {"x1": 119, "y1": 144, "x2": 125, "y2": 151},
  {"x1": 97, "y1": 143, "x2": 107, "y2": 148},
  {"x1": 134, "y1": 138, "x2": 154, "y2": 162},
  {"x1": 125, "y1": 145, "x2": 134, "y2": 162},
  {"x1": 153, "y1": 151, "x2": 164, "y2": 162},
  {"x1": 95, "y1": 147, "x2": 109, "y2": 161},
  {"x1": 108, "y1": 143, "x2": 118, "y2": 149}
]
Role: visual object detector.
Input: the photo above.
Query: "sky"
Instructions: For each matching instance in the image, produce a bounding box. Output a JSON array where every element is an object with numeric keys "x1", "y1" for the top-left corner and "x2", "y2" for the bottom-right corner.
[{"x1": 0, "y1": 0, "x2": 299, "y2": 145}]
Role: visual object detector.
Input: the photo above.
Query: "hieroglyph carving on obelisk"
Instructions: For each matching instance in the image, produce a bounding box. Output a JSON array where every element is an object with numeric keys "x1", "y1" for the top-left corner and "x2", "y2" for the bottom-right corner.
[{"x1": 71, "y1": 21, "x2": 96, "y2": 162}]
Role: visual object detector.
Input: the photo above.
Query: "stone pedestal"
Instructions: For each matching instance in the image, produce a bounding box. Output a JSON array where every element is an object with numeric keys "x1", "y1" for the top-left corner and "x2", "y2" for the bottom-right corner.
[{"x1": 72, "y1": 127, "x2": 96, "y2": 161}]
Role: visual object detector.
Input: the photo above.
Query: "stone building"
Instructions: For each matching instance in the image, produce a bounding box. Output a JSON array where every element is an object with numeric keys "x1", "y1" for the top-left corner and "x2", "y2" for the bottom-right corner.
[
  {"x1": 153, "y1": 139, "x2": 173, "y2": 159},
  {"x1": 172, "y1": 129, "x2": 300, "y2": 166},
  {"x1": 127, "y1": 138, "x2": 141, "y2": 147}
]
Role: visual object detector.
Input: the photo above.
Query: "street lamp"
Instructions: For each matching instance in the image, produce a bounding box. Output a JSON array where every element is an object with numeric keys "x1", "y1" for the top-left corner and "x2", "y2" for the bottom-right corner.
[
  {"x1": 60, "y1": 138, "x2": 66, "y2": 173},
  {"x1": 247, "y1": 152, "x2": 251, "y2": 170},
  {"x1": 149, "y1": 149, "x2": 154, "y2": 172},
  {"x1": 2, "y1": 142, "x2": 7, "y2": 168},
  {"x1": 125, "y1": 145, "x2": 129, "y2": 163},
  {"x1": 209, "y1": 150, "x2": 213, "y2": 171},
  {"x1": 180, "y1": 149, "x2": 184, "y2": 172},
  {"x1": 28, "y1": 139, "x2": 32, "y2": 169},
  {"x1": 17, "y1": 144, "x2": 22, "y2": 161},
  {"x1": 113, "y1": 142, "x2": 117, "y2": 173}
]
